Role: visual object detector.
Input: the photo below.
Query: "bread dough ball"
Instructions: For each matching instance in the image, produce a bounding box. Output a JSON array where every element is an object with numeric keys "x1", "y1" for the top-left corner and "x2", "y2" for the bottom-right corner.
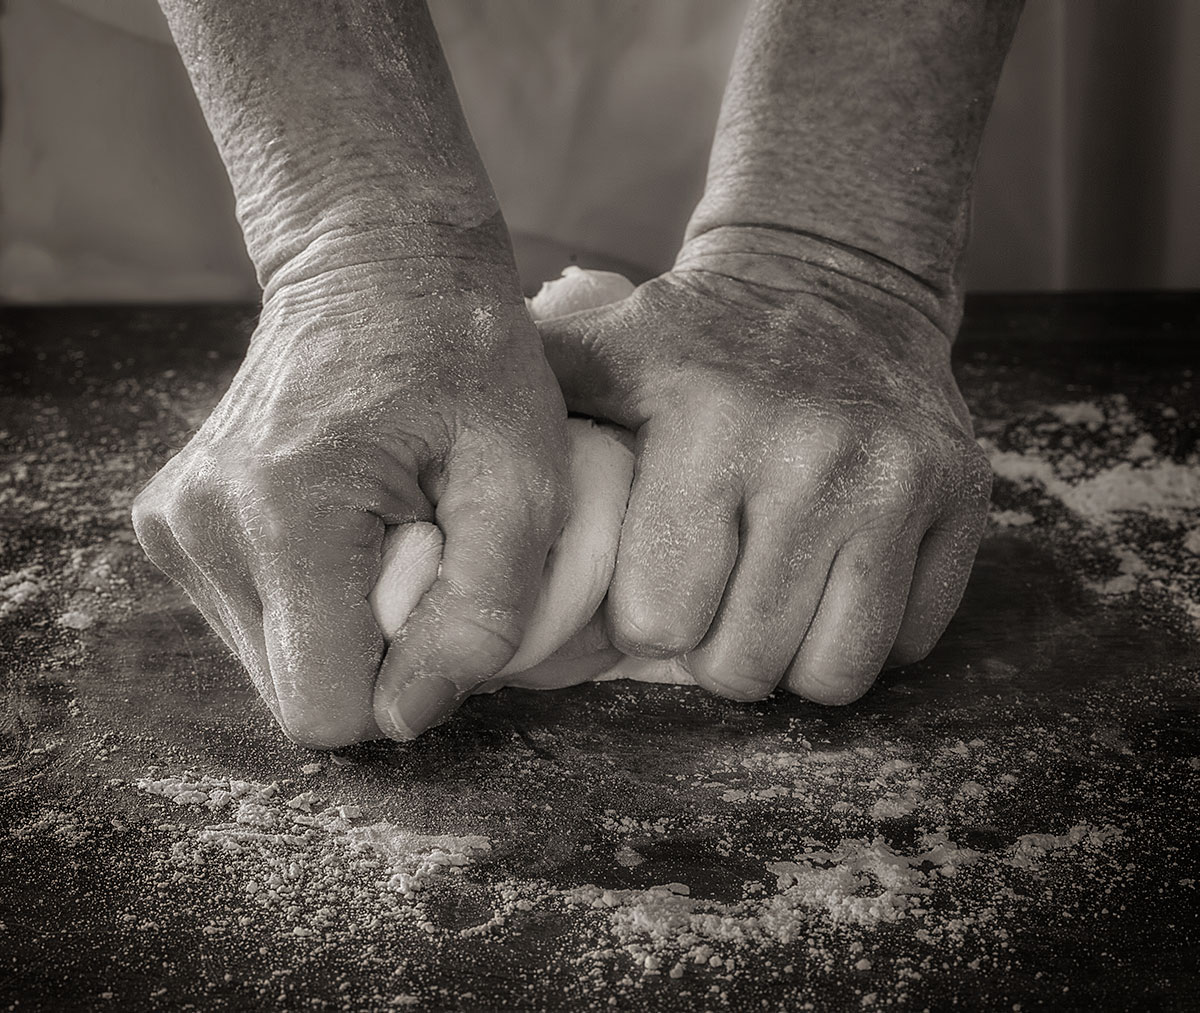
[
  {"x1": 369, "y1": 268, "x2": 694, "y2": 691},
  {"x1": 528, "y1": 265, "x2": 635, "y2": 320}
]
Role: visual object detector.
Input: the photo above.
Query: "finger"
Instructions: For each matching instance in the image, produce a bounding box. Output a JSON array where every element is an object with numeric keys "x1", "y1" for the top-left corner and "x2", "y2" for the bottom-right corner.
[
  {"x1": 255, "y1": 510, "x2": 388, "y2": 749},
  {"x1": 888, "y1": 504, "x2": 987, "y2": 666},
  {"x1": 783, "y1": 527, "x2": 921, "y2": 705},
  {"x1": 373, "y1": 445, "x2": 566, "y2": 740},
  {"x1": 173, "y1": 530, "x2": 277, "y2": 717},
  {"x1": 136, "y1": 511, "x2": 238, "y2": 654},
  {"x1": 142, "y1": 490, "x2": 283, "y2": 720},
  {"x1": 685, "y1": 495, "x2": 837, "y2": 702},
  {"x1": 607, "y1": 419, "x2": 740, "y2": 658}
]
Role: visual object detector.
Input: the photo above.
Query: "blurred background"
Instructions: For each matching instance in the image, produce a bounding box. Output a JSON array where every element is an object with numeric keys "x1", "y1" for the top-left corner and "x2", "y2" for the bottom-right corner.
[{"x1": 1, "y1": 0, "x2": 1197, "y2": 303}]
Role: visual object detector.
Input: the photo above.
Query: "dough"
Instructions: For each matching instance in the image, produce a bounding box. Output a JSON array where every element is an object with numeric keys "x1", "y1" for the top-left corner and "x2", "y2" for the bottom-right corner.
[
  {"x1": 369, "y1": 416, "x2": 635, "y2": 677},
  {"x1": 368, "y1": 267, "x2": 691, "y2": 690},
  {"x1": 527, "y1": 265, "x2": 635, "y2": 318}
]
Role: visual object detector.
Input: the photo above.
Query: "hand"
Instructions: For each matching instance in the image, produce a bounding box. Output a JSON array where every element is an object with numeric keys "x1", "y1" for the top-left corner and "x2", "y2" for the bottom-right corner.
[
  {"x1": 133, "y1": 250, "x2": 568, "y2": 747},
  {"x1": 537, "y1": 227, "x2": 991, "y2": 705}
]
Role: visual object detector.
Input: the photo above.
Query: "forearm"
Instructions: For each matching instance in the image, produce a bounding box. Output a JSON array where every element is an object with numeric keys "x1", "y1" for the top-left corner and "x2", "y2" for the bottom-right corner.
[
  {"x1": 684, "y1": 0, "x2": 1023, "y2": 331},
  {"x1": 159, "y1": 0, "x2": 511, "y2": 294}
]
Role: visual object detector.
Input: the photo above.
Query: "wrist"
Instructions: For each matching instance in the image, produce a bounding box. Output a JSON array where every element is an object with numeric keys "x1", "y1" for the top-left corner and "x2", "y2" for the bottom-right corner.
[
  {"x1": 239, "y1": 158, "x2": 507, "y2": 296},
  {"x1": 259, "y1": 210, "x2": 525, "y2": 309},
  {"x1": 675, "y1": 223, "x2": 965, "y2": 340}
]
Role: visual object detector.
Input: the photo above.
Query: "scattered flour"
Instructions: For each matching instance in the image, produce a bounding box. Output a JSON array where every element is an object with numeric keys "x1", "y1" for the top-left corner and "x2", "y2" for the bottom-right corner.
[
  {"x1": 0, "y1": 566, "x2": 44, "y2": 620},
  {"x1": 766, "y1": 834, "x2": 982, "y2": 926},
  {"x1": 987, "y1": 452, "x2": 1200, "y2": 524},
  {"x1": 989, "y1": 509, "x2": 1035, "y2": 528},
  {"x1": 58, "y1": 609, "x2": 96, "y2": 630},
  {"x1": 1006, "y1": 824, "x2": 1123, "y2": 870},
  {"x1": 982, "y1": 393, "x2": 1200, "y2": 623},
  {"x1": 108, "y1": 733, "x2": 1138, "y2": 999},
  {"x1": 1046, "y1": 402, "x2": 1106, "y2": 428},
  {"x1": 134, "y1": 771, "x2": 492, "y2": 932}
]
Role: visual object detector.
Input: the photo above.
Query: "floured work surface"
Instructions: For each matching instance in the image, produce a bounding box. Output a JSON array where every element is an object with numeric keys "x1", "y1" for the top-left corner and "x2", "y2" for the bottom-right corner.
[{"x1": 1, "y1": 296, "x2": 1198, "y2": 1012}]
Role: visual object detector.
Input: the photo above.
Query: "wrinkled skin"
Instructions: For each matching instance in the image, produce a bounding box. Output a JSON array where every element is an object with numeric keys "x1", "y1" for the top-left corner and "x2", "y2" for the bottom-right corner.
[
  {"x1": 538, "y1": 226, "x2": 992, "y2": 705},
  {"x1": 132, "y1": 257, "x2": 569, "y2": 748}
]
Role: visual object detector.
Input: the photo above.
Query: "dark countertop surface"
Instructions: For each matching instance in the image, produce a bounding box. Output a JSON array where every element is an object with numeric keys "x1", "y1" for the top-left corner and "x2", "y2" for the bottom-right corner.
[{"x1": 1, "y1": 294, "x2": 1198, "y2": 1012}]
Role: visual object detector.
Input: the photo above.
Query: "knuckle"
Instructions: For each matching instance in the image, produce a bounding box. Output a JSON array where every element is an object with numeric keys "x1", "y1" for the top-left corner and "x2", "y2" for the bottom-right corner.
[
  {"x1": 279, "y1": 712, "x2": 366, "y2": 751},
  {"x1": 799, "y1": 672, "x2": 874, "y2": 706},
  {"x1": 889, "y1": 635, "x2": 935, "y2": 668},
  {"x1": 837, "y1": 540, "x2": 882, "y2": 584},
  {"x1": 653, "y1": 416, "x2": 742, "y2": 498},
  {"x1": 688, "y1": 652, "x2": 778, "y2": 702},
  {"x1": 162, "y1": 479, "x2": 223, "y2": 543},
  {"x1": 865, "y1": 427, "x2": 929, "y2": 493},
  {"x1": 770, "y1": 413, "x2": 863, "y2": 494},
  {"x1": 685, "y1": 388, "x2": 749, "y2": 444},
  {"x1": 236, "y1": 458, "x2": 310, "y2": 546},
  {"x1": 246, "y1": 499, "x2": 296, "y2": 551},
  {"x1": 242, "y1": 454, "x2": 304, "y2": 507},
  {"x1": 449, "y1": 447, "x2": 569, "y2": 537},
  {"x1": 893, "y1": 612, "x2": 951, "y2": 666},
  {"x1": 130, "y1": 489, "x2": 171, "y2": 552},
  {"x1": 690, "y1": 475, "x2": 741, "y2": 525},
  {"x1": 812, "y1": 413, "x2": 861, "y2": 463},
  {"x1": 134, "y1": 456, "x2": 229, "y2": 543},
  {"x1": 611, "y1": 609, "x2": 704, "y2": 659},
  {"x1": 788, "y1": 655, "x2": 880, "y2": 705},
  {"x1": 132, "y1": 476, "x2": 219, "y2": 574}
]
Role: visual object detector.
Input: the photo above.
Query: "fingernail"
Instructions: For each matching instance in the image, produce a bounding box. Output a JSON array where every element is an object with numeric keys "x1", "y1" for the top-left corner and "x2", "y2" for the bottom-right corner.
[{"x1": 383, "y1": 676, "x2": 460, "y2": 741}]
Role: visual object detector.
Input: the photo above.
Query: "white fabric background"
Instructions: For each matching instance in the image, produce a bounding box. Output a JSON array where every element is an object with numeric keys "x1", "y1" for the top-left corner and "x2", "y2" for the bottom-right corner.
[{"x1": 1, "y1": 0, "x2": 1197, "y2": 302}]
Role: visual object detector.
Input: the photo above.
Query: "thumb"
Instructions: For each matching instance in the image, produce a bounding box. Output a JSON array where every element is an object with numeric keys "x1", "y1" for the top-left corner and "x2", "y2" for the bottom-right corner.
[
  {"x1": 536, "y1": 309, "x2": 630, "y2": 424},
  {"x1": 530, "y1": 267, "x2": 639, "y2": 427},
  {"x1": 371, "y1": 442, "x2": 563, "y2": 740}
]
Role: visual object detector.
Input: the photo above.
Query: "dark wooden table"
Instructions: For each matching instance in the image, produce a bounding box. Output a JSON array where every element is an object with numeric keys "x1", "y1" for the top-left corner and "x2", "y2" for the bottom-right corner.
[{"x1": 1, "y1": 295, "x2": 1198, "y2": 1012}]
